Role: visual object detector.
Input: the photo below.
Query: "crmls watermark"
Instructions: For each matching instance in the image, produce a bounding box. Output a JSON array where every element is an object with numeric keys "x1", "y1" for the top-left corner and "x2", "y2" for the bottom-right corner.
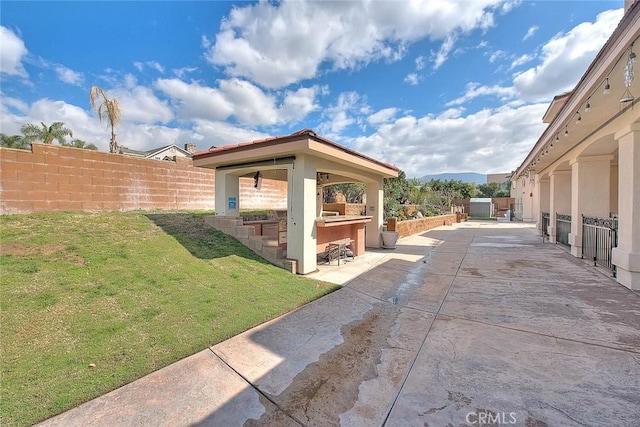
[{"x1": 466, "y1": 410, "x2": 517, "y2": 425}]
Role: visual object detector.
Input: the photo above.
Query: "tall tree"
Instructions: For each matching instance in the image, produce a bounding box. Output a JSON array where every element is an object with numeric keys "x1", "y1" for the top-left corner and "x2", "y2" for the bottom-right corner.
[
  {"x1": 0, "y1": 133, "x2": 30, "y2": 150},
  {"x1": 425, "y1": 179, "x2": 472, "y2": 214},
  {"x1": 383, "y1": 170, "x2": 411, "y2": 219},
  {"x1": 323, "y1": 183, "x2": 366, "y2": 203},
  {"x1": 20, "y1": 122, "x2": 72, "y2": 145},
  {"x1": 90, "y1": 86, "x2": 122, "y2": 153}
]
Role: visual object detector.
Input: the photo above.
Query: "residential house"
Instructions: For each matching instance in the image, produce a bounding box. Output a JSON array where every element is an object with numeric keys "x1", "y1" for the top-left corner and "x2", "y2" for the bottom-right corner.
[
  {"x1": 119, "y1": 143, "x2": 197, "y2": 160},
  {"x1": 512, "y1": 0, "x2": 640, "y2": 290}
]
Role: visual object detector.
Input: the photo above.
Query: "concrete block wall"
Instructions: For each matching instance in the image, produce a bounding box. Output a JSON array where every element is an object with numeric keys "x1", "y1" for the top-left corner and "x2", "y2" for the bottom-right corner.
[
  {"x1": 387, "y1": 214, "x2": 457, "y2": 238},
  {"x1": 0, "y1": 144, "x2": 288, "y2": 214}
]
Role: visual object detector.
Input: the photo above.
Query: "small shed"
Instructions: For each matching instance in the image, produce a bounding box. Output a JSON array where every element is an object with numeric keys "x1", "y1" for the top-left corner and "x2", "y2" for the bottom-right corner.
[{"x1": 469, "y1": 198, "x2": 494, "y2": 217}]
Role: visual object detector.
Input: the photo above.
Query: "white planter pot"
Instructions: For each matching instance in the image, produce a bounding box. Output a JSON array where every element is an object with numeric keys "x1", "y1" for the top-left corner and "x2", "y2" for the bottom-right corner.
[{"x1": 381, "y1": 231, "x2": 399, "y2": 249}]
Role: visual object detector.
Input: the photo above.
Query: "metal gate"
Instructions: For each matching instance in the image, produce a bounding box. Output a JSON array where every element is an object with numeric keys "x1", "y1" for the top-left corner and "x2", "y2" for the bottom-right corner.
[
  {"x1": 582, "y1": 215, "x2": 618, "y2": 276},
  {"x1": 556, "y1": 213, "x2": 571, "y2": 247},
  {"x1": 541, "y1": 212, "x2": 550, "y2": 237}
]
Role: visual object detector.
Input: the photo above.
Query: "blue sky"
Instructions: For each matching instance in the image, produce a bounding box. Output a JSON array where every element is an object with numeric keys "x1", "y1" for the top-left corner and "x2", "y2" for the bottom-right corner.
[{"x1": 0, "y1": 0, "x2": 624, "y2": 177}]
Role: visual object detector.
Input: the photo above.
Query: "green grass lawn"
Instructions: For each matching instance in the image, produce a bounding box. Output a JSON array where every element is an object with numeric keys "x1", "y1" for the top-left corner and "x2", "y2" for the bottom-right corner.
[{"x1": 0, "y1": 212, "x2": 338, "y2": 426}]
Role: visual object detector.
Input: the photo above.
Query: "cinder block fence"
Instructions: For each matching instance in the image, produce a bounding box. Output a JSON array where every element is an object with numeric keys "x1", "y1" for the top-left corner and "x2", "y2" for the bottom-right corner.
[{"x1": 0, "y1": 144, "x2": 287, "y2": 214}]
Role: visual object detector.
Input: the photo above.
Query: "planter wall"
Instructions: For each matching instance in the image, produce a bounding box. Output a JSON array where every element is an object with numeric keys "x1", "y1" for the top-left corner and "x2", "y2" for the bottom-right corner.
[{"x1": 387, "y1": 214, "x2": 457, "y2": 239}]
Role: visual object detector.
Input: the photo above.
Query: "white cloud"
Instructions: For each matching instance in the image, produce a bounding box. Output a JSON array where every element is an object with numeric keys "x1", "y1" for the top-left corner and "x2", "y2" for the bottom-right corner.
[
  {"x1": 351, "y1": 103, "x2": 548, "y2": 177},
  {"x1": 116, "y1": 124, "x2": 190, "y2": 151},
  {"x1": 54, "y1": 65, "x2": 84, "y2": 86},
  {"x1": 13, "y1": 98, "x2": 107, "y2": 148},
  {"x1": 111, "y1": 85, "x2": 174, "y2": 124},
  {"x1": 0, "y1": 26, "x2": 28, "y2": 78},
  {"x1": 510, "y1": 53, "x2": 534, "y2": 69},
  {"x1": 513, "y1": 8, "x2": 623, "y2": 102},
  {"x1": 192, "y1": 119, "x2": 270, "y2": 147},
  {"x1": 404, "y1": 73, "x2": 419, "y2": 85},
  {"x1": 217, "y1": 78, "x2": 278, "y2": 125},
  {"x1": 201, "y1": 35, "x2": 212, "y2": 49},
  {"x1": 319, "y1": 91, "x2": 368, "y2": 137},
  {"x1": 0, "y1": 95, "x2": 197, "y2": 152},
  {"x1": 155, "y1": 77, "x2": 319, "y2": 126},
  {"x1": 133, "y1": 61, "x2": 165, "y2": 74},
  {"x1": 432, "y1": 34, "x2": 457, "y2": 70},
  {"x1": 147, "y1": 61, "x2": 164, "y2": 73},
  {"x1": 172, "y1": 66, "x2": 197, "y2": 78},
  {"x1": 523, "y1": 25, "x2": 538, "y2": 41},
  {"x1": 1, "y1": 93, "x2": 29, "y2": 115},
  {"x1": 206, "y1": 0, "x2": 510, "y2": 88},
  {"x1": 279, "y1": 86, "x2": 321, "y2": 124},
  {"x1": 368, "y1": 108, "x2": 399, "y2": 125},
  {"x1": 488, "y1": 49, "x2": 506, "y2": 63},
  {"x1": 155, "y1": 78, "x2": 234, "y2": 122},
  {"x1": 446, "y1": 82, "x2": 517, "y2": 107},
  {"x1": 404, "y1": 55, "x2": 427, "y2": 86}
]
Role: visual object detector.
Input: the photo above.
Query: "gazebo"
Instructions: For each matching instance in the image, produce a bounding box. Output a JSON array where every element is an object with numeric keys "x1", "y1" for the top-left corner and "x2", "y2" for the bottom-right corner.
[{"x1": 192, "y1": 129, "x2": 399, "y2": 274}]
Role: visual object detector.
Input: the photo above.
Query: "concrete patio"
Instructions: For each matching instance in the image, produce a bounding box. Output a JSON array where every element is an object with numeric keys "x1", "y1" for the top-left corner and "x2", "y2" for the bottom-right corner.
[{"x1": 39, "y1": 221, "x2": 640, "y2": 426}]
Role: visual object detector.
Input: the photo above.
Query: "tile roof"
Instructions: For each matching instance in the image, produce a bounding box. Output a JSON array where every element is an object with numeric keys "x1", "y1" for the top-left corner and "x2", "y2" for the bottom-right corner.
[{"x1": 193, "y1": 129, "x2": 399, "y2": 171}]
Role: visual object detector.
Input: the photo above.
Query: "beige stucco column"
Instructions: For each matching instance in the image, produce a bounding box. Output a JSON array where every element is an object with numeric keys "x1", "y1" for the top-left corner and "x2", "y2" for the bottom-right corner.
[
  {"x1": 214, "y1": 169, "x2": 240, "y2": 216},
  {"x1": 522, "y1": 175, "x2": 535, "y2": 222},
  {"x1": 548, "y1": 170, "x2": 571, "y2": 243},
  {"x1": 532, "y1": 174, "x2": 541, "y2": 226},
  {"x1": 538, "y1": 177, "x2": 550, "y2": 232},
  {"x1": 612, "y1": 124, "x2": 640, "y2": 290},
  {"x1": 365, "y1": 179, "x2": 384, "y2": 248},
  {"x1": 569, "y1": 155, "x2": 612, "y2": 257},
  {"x1": 610, "y1": 162, "x2": 618, "y2": 215},
  {"x1": 287, "y1": 154, "x2": 318, "y2": 275}
]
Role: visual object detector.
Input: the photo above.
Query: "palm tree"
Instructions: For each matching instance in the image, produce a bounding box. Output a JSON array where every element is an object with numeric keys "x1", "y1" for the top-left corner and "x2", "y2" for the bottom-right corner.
[
  {"x1": 0, "y1": 133, "x2": 30, "y2": 150},
  {"x1": 61, "y1": 138, "x2": 99, "y2": 150},
  {"x1": 20, "y1": 122, "x2": 73, "y2": 145},
  {"x1": 90, "y1": 86, "x2": 122, "y2": 153}
]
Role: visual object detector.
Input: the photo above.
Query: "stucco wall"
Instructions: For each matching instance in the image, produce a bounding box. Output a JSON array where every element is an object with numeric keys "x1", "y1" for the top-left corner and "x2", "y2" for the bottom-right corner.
[
  {"x1": 387, "y1": 214, "x2": 457, "y2": 238},
  {"x1": 0, "y1": 144, "x2": 287, "y2": 214}
]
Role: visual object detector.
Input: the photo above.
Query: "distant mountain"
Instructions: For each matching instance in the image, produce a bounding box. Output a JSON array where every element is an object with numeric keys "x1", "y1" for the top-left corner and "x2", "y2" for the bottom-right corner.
[{"x1": 419, "y1": 172, "x2": 486, "y2": 185}]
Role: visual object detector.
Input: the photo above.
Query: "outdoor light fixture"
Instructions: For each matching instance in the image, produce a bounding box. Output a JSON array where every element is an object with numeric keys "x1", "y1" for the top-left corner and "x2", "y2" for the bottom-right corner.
[
  {"x1": 620, "y1": 45, "x2": 635, "y2": 103},
  {"x1": 576, "y1": 111, "x2": 582, "y2": 124},
  {"x1": 603, "y1": 78, "x2": 611, "y2": 94},
  {"x1": 620, "y1": 89, "x2": 634, "y2": 103},
  {"x1": 253, "y1": 171, "x2": 263, "y2": 189},
  {"x1": 585, "y1": 98, "x2": 591, "y2": 112},
  {"x1": 564, "y1": 125, "x2": 569, "y2": 137}
]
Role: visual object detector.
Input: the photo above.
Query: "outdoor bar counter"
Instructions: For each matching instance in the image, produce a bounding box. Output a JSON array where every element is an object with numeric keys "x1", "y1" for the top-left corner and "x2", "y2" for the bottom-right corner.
[{"x1": 315, "y1": 215, "x2": 372, "y2": 256}]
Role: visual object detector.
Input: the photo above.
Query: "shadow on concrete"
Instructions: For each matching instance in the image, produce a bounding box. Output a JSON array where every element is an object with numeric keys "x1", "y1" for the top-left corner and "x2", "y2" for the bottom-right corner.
[
  {"x1": 38, "y1": 222, "x2": 640, "y2": 427},
  {"x1": 190, "y1": 255, "x2": 433, "y2": 426},
  {"x1": 145, "y1": 213, "x2": 268, "y2": 263}
]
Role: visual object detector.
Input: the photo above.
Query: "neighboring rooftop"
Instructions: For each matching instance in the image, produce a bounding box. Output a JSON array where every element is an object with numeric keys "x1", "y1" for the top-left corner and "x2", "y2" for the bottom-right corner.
[{"x1": 120, "y1": 143, "x2": 195, "y2": 160}]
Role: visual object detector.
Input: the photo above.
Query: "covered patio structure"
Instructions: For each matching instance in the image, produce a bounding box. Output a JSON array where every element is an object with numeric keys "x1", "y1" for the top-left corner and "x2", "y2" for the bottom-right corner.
[{"x1": 192, "y1": 129, "x2": 399, "y2": 274}]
